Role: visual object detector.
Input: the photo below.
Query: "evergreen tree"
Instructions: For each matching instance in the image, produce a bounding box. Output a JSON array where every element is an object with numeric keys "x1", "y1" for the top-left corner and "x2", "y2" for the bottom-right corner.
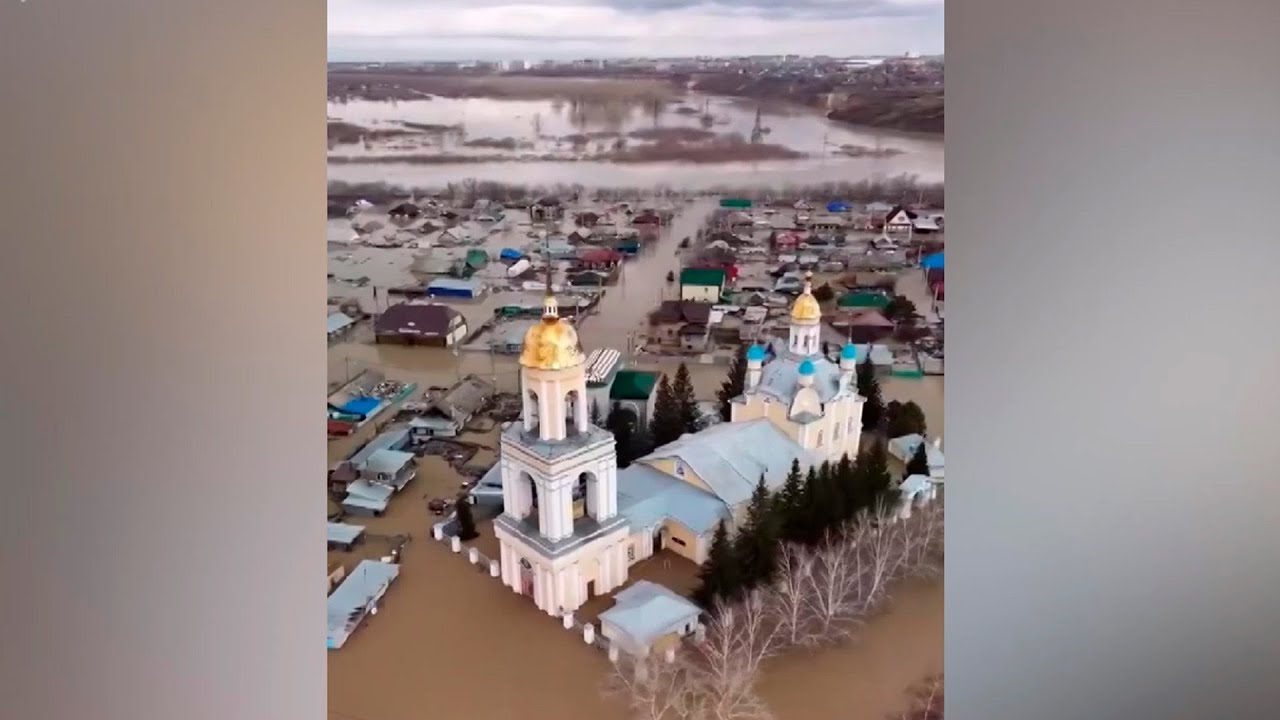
[
  {"x1": 590, "y1": 399, "x2": 603, "y2": 426},
  {"x1": 905, "y1": 441, "x2": 931, "y2": 478},
  {"x1": 797, "y1": 465, "x2": 822, "y2": 545},
  {"x1": 454, "y1": 495, "x2": 480, "y2": 541},
  {"x1": 716, "y1": 345, "x2": 749, "y2": 422},
  {"x1": 605, "y1": 403, "x2": 640, "y2": 468},
  {"x1": 886, "y1": 400, "x2": 928, "y2": 438},
  {"x1": 833, "y1": 452, "x2": 856, "y2": 523},
  {"x1": 672, "y1": 363, "x2": 700, "y2": 434},
  {"x1": 775, "y1": 458, "x2": 806, "y2": 543},
  {"x1": 853, "y1": 439, "x2": 895, "y2": 517},
  {"x1": 734, "y1": 475, "x2": 780, "y2": 589},
  {"x1": 693, "y1": 521, "x2": 741, "y2": 608},
  {"x1": 649, "y1": 374, "x2": 683, "y2": 448},
  {"x1": 856, "y1": 355, "x2": 885, "y2": 433}
]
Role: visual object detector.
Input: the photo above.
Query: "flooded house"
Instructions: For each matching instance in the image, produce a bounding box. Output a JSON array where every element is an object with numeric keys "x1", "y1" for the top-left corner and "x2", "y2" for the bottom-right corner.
[
  {"x1": 583, "y1": 347, "x2": 623, "y2": 417},
  {"x1": 374, "y1": 302, "x2": 468, "y2": 347},
  {"x1": 410, "y1": 375, "x2": 497, "y2": 438},
  {"x1": 830, "y1": 310, "x2": 897, "y2": 344},
  {"x1": 529, "y1": 196, "x2": 565, "y2": 222},
  {"x1": 608, "y1": 369, "x2": 661, "y2": 428},
  {"x1": 678, "y1": 267, "x2": 728, "y2": 303},
  {"x1": 388, "y1": 201, "x2": 421, "y2": 221},
  {"x1": 884, "y1": 205, "x2": 918, "y2": 233},
  {"x1": 327, "y1": 311, "x2": 356, "y2": 341},
  {"x1": 648, "y1": 300, "x2": 713, "y2": 346},
  {"x1": 598, "y1": 580, "x2": 703, "y2": 659},
  {"x1": 574, "y1": 210, "x2": 602, "y2": 228},
  {"x1": 426, "y1": 277, "x2": 485, "y2": 300}
]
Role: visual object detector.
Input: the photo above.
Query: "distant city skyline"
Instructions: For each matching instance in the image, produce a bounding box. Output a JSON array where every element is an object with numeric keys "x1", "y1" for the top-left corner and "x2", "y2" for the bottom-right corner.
[{"x1": 328, "y1": 0, "x2": 944, "y2": 62}]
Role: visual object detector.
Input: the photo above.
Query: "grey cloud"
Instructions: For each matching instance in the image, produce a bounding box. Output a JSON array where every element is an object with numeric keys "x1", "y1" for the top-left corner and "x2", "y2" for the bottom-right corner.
[{"x1": 343, "y1": 0, "x2": 941, "y2": 20}]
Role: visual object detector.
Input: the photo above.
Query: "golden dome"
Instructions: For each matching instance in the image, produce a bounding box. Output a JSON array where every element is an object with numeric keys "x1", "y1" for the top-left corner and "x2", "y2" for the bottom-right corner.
[
  {"x1": 519, "y1": 316, "x2": 585, "y2": 370},
  {"x1": 790, "y1": 273, "x2": 822, "y2": 322}
]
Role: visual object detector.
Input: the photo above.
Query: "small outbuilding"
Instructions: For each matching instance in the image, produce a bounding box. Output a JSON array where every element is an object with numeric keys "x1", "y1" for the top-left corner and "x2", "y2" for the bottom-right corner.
[{"x1": 598, "y1": 581, "x2": 703, "y2": 658}]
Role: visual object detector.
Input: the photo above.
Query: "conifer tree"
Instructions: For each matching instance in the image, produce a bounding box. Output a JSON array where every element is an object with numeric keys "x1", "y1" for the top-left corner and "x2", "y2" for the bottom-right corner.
[
  {"x1": 886, "y1": 400, "x2": 928, "y2": 438},
  {"x1": 833, "y1": 452, "x2": 856, "y2": 522},
  {"x1": 734, "y1": 475, "x2": 779, "y2": 589},
  {"x1": 672, "y1": 363, "x2": 700, "y2": 434},
  {"x1": 605, "y1": 403, "x2": 640, "y2": 468},
  {"x1": 590, "y1": 399, "x2": 603, "y2": 426},
  {"x1": 856, "y1": 354, "x2": 885, "y2": 432},
  {"x1": 855, "y1": 439, "x2": 895, "y2": 517},
  {"x1": 716, "y1": 344, "x2": 749, "y2": 422},
  {"x1": 454, "y1": 495, "x2": 480, "y2": 541},
  {"x1": 905, "y1": 441, "x2": 931, "y2": 478},
  {"x1": 649, "y1": 374, "x2": 683, "y2": 448},
  {"x1": 798, "y1": 465, "x2": 822, "y2": 545},
  {"x1": 693, "y1": 521, "x2": 741, "y2": 608},
  {"x1": 775, "y1": 458, "x2": 806, "y2": 543}
]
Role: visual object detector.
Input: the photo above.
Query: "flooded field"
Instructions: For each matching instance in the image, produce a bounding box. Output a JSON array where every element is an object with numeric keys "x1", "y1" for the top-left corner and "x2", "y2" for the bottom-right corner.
[{"x1": 327, "y1": 92, "x2": 943, "y2": 190}]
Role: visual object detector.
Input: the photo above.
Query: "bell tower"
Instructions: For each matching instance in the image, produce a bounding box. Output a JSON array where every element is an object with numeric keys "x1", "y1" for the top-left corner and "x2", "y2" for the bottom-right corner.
[{"x1": 494, "y1": 264, "x2": 632, "y2": 616}]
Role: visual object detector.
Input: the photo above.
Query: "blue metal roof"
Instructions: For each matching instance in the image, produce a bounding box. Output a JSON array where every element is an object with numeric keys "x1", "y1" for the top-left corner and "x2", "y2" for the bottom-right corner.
[
  {"x1": 798, "y1": 358, "x2": 815, "y2": 375},
  {"x1": 639, "y1": 418, "x2": 819, "y2": 507},
  {"x1": 327, "y1": 312, "x2": 355, "y2": 335},
  {"x1": 617, "y1": 463, "x2": 730, "y2": 534}
]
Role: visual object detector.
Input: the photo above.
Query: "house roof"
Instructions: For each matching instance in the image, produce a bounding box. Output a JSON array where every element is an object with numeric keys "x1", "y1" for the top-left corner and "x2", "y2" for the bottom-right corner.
[
  {"x1": 432, "y1": 376, "x2": 495, "y2": 419},
  {"x1": 328, "y1": 560, "x2": 399, "y2": 644},
  {"x1": 853, "y1": 343, "x2": 895, "y2": 366},
  {"x1": 346, "y1": 480, "x2": 394, "y2": 503},
  {"x1": 348, "y1": 428, "x2": 411, "y2": 467},
  {"x1": 888, "y1": 434, "x2": 945, "y2": 468},
  {"x1": 885, "y1": 204, "x2": 918, "y2": 221},
  {"x1": 364, "y1": 448, "x2": 415, "y2": 475},
  {"x1": 327, "y1": 312, "x2": 355, "y2": 335},
  {"x1": 680, "y1": 267, "x2": 727, "y2": 287},
  {"x1": 650, "y1": 300, "x2": 713, "y2": 325},
  {"x1": 638, "y1": 418, "x2": 820, "y2": 508},
  {"x1": 375, "y1": 303, "x2": 460, "y2": 336},
  {"x1": 584, "y1": 348, "x2": 622, "y2": 386},
  {"x1": 616, "y1": 462, "x2": 730, "y2": 534},
  {"x1": 847, "y1": 310, "x2": 896, "y2": 328},
  {"x1": 599, "y1": 580, "x2": 702, "y2": 647},
  {"x1": 610, "y1": 369, "x2": 660, "y2": 401},
  {"x1": 328, "y1": 522, "x2": 366, "y2": 545}
]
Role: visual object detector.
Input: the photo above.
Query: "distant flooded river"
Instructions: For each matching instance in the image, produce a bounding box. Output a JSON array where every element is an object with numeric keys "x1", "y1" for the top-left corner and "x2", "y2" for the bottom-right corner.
[{"x1": 327, "y1": 94, "x2": 943, "y2": 190}]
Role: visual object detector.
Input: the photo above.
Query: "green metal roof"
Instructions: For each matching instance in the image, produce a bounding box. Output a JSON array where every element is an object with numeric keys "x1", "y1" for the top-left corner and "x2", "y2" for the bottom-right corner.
[
  {"x1": 610, "y1": 370, "x2": 660, "y2": 401},
  {"x1": 679, "y1": 267, "x2": 727, "y2": 288},
  {"x1": 837, "y1": 291, "x2": 891, "y2": 309}
]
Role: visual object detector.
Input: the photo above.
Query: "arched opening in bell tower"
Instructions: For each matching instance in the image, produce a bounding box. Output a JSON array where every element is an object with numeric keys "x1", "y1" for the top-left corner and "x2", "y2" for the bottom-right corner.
[
  {"x1": 572, "y1": 470, "x2": 599, "y2": 522},
  {"x1": 564, "y1": 389, "x2": 582, "y2": 436},
  {"x1": 524, "y1": 389, "x2": 540, "y2": 434}
]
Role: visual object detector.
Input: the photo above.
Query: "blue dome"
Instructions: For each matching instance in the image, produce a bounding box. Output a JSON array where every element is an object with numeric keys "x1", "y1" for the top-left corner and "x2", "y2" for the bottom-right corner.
[
  {"x1": 747, "y1": 344, "x2": 767, "y2": 362},
  {"x1": 841, "y1": 343, "x2": 859, "y2": 360},
  {"x1": 798, "y1": 358, "x2": 816, "y2": 375}
]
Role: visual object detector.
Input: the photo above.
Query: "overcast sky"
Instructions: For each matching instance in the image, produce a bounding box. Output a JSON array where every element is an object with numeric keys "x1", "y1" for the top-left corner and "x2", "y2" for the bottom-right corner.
[{"x1": 328, "y1": 0, "x2": 944, "y2": 62}]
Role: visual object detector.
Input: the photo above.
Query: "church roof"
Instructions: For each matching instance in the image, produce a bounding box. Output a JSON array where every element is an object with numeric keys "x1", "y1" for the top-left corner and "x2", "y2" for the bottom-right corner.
[
  {"x1": 598, "y1": 581, "x2": 701, "y2": 648},
  {"x1": 616, "y1": 462, "x2": 730, "y2": 534},
  {"x1": 638, "y1": 418, "x2": 819, "y2": 507},
  {"x1": 754, "y1": 344, "x2": 845, "y2": 405}
]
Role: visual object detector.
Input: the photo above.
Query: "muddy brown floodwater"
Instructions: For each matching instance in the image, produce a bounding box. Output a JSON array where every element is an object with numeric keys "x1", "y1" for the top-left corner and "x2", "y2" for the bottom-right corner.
[{"x1": 328, "y1": 198, "x2": 943, "y2": 720}]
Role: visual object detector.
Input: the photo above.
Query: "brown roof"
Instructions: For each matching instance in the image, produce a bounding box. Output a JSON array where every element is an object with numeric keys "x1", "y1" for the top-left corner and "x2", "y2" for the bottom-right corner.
[
  {"x1": 374, "y1": 302, "x2": 460, "y2": 337},
  {"x1": 847, "y1": 310, "x2": 896, "y2": 328},
  {"x1": 650, "y1": 300, "x2": 713, "y2": 326}
]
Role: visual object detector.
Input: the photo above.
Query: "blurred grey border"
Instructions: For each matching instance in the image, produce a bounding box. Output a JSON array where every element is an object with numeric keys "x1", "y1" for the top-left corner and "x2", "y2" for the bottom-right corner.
[
  {"x1": 948, "y1": 0, "x2": 1280, "y2": 718},
  {"x1": 3, "y1": 1, "x2": 1280, "y2": 720}
]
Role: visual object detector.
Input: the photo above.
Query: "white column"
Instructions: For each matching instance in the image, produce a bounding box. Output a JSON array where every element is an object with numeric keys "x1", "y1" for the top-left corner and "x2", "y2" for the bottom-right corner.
[
  {"x1": 544, "y1": 568, "x2": 558, "y2": 615},
  {"x1": 499, "y1": 543, "x2": 511, "y2": 587},
  {"x1": 558, "y1": 484, "x2": 574, "y2": 540},
  {"x1": 600, "y1": 549, "x2": 612, "y2": 592},
  {"x1": 576, "y1": 388, "x2": 589, "y2": 433},
  {"x1": 537, "y1": 483, "x2": 551, "y2": 538}
]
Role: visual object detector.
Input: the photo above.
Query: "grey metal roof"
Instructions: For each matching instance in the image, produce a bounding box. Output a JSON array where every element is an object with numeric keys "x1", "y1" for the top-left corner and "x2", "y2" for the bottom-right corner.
[
  {"x1": 327, "y1": 522, "x2": 366, "y2": 545},
  {"x1": 327, "y1": 312, "x2": 355, "y2": 335},
  {"x1": 638, "y1": 418, "x2": 819, "y2": 508},
  {"x1": 345, "y1": 480, "x2": 393, "y2": 504},
  {"x1": 617, "y1": 462, "x2": 731, "y2": 534},
  {"x1": 349, "y1": 428, "x2": 411, "y2": 467},
  {"x1": 888, "y1": 434, "x2": 945, "y2": 470},
  {"x1": 364, "y1": 448, "x2": 415, "y2": 476},
  {"x1": 328, "y1": 560, "x2": 399, "y2": 648},
  {"x1": 599, "y1": 580, "x2": 701, "y2": 648},
  {"x1": 755, "y1": 351, "x2": 845, "y2": 405}
]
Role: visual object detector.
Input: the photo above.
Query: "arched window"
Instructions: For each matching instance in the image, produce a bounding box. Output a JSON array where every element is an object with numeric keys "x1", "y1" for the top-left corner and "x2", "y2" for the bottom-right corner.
[
  {"x1": 816, "y1": 430, "x2": 824, "y2": 447},
  {"x1": 833, "y1": 422, "x2": 842, "y2": 440},
  {"x1": 847, "y1": 417, "x2": 856, "y2": 434}
]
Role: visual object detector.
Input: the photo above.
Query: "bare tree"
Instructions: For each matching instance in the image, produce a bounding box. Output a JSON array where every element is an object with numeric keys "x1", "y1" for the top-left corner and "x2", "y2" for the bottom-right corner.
[
  {"x1": 895, "y1": 674, "x2": 944, "y2": 720},
  {"x1": 769, "y1": 543, "x2": 820, "y2": 646},
  {"x1": 606, "y1": 498, "x2": 946, "y2": 720}
]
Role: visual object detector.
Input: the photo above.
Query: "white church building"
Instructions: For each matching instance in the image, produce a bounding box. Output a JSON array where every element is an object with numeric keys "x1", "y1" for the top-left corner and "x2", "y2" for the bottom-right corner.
[{"x1": 490, "y1": 273, "x2": 867, "y2": 617}]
